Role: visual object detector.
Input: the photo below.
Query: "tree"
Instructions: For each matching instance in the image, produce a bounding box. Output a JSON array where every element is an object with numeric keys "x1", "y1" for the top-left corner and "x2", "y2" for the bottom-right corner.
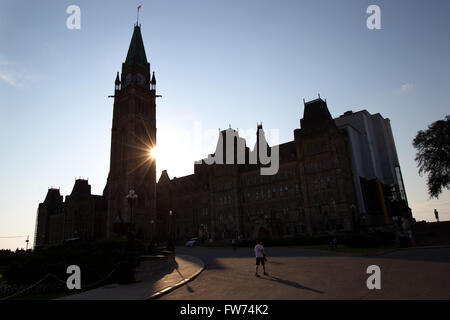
[{"x1": 413, "y1": 115, "x2": 450, "y2": 198}]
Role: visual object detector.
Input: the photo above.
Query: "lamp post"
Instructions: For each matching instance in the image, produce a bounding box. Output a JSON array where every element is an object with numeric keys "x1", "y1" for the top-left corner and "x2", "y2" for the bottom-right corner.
[
  {"x1": 169, "y1": 210, "x2": 173, "y2": 241},
  {"x1": 168, "y1": 210, "x2": 175, "y2": 252},
  {"x1": 264, "y1": 215, "x2": 273, "y2": 239},
  {"x1": 126, "y1": 189, "x2": 138, "y2": 230},
  {"x1": 120, "y1": 189, "x2": 138, "y2": 284},
  {"x1": 150, "y1": 219, "x2": 155, "y2": 240}
]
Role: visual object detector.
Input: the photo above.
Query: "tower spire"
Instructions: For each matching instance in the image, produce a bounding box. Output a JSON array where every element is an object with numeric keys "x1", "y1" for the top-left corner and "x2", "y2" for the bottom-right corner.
[
  {"x1": 115, "y1": 72, "x2": 120, "y2": 91},
  {"x1": 151, "y1": 72, "x2": 156, "y2": 90},
  {"x1": 125, "y1": 24, "x2": 148, "y2": 68}
]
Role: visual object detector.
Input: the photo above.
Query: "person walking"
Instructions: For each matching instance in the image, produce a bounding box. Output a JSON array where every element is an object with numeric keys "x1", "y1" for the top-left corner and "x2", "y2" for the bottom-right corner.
[
  {"x1": 231, "y1": 238, "x2": 237, "y2": 251},
  {"x1": 408, "y1": 229, "x2": 416, "y2": 246},
  {"x1": 254, "y1": 240, "x2": 267, "y2": 277},
  {"x1": 434, "y1": 209, "x2": 440, "y2": 222}
]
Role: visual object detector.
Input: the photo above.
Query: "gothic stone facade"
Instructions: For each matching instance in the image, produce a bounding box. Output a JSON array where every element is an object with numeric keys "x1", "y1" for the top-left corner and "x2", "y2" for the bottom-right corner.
[
  {"x1": 35, "y1": 180, "x2": 107, "y2": 247},
  {"x1": 35, "y1": 24, "x2": 404, "y2": 248},
  {"x1": 35, "y1": 25, "x2": 157, "y2": 248},
  {"x1": 155, "y1": 98, "x2": 359, "y2": 242}
]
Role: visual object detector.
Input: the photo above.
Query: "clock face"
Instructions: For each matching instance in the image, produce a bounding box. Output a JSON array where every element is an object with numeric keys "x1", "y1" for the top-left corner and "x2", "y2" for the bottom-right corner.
[
  {"x1": 125, "y1": 73, "x2": 132, "y2": 86},
  {"x1": 136, "y1": 73, "x2": 145, "y2": 86}
]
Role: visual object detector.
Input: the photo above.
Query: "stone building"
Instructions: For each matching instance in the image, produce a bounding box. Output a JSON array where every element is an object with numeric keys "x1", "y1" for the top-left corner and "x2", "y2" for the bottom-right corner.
[
  {"x1": 155, "y1": 98, "x2": 404, "y2": 242},
  {"x1": 35, "y1": 24, "x2": 157, "y2": 248},
  {"x1": 155, "y1": 98, "x2": 412, "y2": 242},
  {"x1": 34, "y1": 179, "x2": 107, "y2": 247},
  {"x1": 34, "y1": 22, "x2": 411, "y2": 248}
]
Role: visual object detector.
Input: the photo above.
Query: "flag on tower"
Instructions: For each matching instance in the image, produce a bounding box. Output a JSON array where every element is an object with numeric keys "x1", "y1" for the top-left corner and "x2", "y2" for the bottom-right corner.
[{"x1": 136, "y1": 5, "x2": 143, "y2": 24}]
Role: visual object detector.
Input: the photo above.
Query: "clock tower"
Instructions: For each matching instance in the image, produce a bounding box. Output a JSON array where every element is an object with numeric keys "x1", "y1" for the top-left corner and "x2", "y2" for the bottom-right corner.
[{"x1": 106, "y1": 24, "x2": 157, "y2": 240}]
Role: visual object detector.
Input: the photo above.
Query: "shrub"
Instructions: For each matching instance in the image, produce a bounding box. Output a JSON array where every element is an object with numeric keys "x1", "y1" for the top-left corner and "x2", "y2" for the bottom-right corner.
[
  {"x1": 343, "y1": 231, "x2": 395, "y2": 248},
  {"x1": 2, "y1": 239, "x2": 131, "y2": 286}
]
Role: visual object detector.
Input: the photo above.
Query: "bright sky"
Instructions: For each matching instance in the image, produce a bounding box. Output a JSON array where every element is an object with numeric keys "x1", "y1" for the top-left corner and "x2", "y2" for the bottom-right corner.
[{"x1": 1, "y1": 0, "x2": 449, "y2": 250}]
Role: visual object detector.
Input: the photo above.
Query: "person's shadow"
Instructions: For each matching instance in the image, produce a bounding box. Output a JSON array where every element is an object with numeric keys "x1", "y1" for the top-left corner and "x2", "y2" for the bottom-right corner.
[
  {"x1": 174, "y1": 264, "x2": 195, "y2": 293},
  {"x1": 260, "y1": 274, "x2": 324, "y2": 294}
]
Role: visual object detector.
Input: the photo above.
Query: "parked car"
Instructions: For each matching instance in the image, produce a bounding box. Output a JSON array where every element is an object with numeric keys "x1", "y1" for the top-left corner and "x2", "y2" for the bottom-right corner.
[{"x1": 185, "y1": 237, "x2": 199, "y2": 247}]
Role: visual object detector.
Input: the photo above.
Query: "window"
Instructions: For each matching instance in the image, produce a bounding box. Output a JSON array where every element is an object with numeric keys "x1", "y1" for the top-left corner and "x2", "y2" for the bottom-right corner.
[
  {"x1": 280, "y1": 186, "x2": 284, "y2": 196},
  {"x1": 314, "y1": 180, "x2": 319, "y2": 189},
  {"x1": 256, "y1": 191, "x2": 259, "y2": 201}
]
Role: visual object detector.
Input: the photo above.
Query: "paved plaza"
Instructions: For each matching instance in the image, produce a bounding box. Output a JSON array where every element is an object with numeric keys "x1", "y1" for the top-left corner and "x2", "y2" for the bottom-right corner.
[{"x1": 159, "y1": 246, "x2": 450, "y2": 300}]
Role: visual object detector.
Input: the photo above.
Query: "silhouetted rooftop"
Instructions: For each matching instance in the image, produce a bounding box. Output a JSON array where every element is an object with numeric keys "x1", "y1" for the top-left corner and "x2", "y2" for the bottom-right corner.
[{"x1": 300, "y1": 98, "x2": 333, "y2": 131}]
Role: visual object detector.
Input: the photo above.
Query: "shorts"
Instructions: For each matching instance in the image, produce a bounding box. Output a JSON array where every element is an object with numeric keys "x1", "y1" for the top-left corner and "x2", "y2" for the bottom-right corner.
[{"x1": 256, "y1": 257, "x2": 265, "y2": 266}]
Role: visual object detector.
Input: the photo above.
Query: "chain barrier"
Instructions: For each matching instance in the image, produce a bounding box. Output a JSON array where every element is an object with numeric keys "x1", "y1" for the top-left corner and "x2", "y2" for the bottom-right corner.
[{"x1": 0, "y1": 268, "x2": 117, "y2": 300}]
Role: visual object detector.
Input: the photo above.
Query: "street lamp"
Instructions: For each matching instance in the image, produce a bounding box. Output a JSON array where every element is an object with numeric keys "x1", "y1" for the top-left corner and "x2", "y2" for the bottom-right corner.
[
  {"x1": 169, "y1": 210, "x2": 173, "y2": 240},
  {"x1": 126, "y1": 189, "x2": 138, "y2": 229},
  {"x1": 150, "y1": 219, "x2": 155, "y2": 240},
  {"x1": 167, "y1": 210, "x2": 175, "y2": 252}
]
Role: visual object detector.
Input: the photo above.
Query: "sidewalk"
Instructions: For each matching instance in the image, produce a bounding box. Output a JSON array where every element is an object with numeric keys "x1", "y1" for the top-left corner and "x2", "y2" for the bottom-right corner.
[{"x1": 60, "y1": 254, "x2": 204, "y2": 300}]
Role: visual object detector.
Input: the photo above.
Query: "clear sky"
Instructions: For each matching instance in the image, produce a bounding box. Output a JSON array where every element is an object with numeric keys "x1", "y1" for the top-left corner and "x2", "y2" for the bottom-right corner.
[{"x1": 1, "y1": 0, "x2": 449, "y2": 250}]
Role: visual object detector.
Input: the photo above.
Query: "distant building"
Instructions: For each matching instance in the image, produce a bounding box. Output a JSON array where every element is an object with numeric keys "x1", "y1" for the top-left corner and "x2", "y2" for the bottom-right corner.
[
  {"x1": 335, "y1": 110, "x2": 411, "y2": 226},
  {"x1": 34, "y1": 180, "x2": 107, "y2": 247},
  {"x1": 34, "y1": 23, "x2": 412, "y2": 248}
]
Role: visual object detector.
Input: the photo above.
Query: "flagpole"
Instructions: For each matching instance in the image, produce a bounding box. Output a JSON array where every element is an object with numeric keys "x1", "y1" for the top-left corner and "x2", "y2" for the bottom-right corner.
[{"x1": 136, "y1": 5, "x2": 142, "y2": 26}]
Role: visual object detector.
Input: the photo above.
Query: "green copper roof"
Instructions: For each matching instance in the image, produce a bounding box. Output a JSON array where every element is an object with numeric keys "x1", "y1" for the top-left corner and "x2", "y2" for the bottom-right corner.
[{"x1": 125, "y1": 25, "x2": 148, "y2": 67}]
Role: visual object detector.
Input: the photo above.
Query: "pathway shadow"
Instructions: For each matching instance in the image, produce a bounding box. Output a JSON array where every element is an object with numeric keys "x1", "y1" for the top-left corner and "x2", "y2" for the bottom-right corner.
[
  {"x1": 174, "y1": 263, "x2": 194, "y2": 293},
  {"x1": 260, "y1": 274, "x2": 324, "y2": 294}
]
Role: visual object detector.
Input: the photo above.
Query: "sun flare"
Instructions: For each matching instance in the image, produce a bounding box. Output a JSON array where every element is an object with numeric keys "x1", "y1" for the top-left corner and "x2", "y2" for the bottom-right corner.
[{"x1": 149, "y1": 146, "x2": 158, "y2": 160}]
